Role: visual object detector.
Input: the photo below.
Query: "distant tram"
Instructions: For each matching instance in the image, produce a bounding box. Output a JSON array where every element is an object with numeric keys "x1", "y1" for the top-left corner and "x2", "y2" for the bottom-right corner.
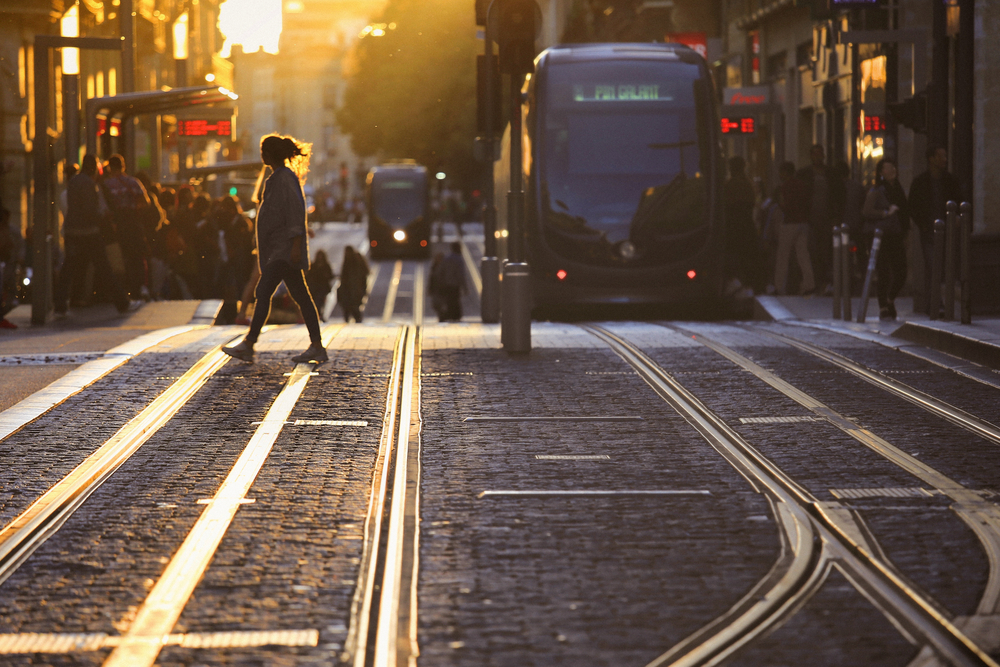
[
  {"x1": 495, "y1": 43, "x2": 724, "y2": 309},
  {"x1": 367, "y1": 162, "x2": 431, "y2": 259}
]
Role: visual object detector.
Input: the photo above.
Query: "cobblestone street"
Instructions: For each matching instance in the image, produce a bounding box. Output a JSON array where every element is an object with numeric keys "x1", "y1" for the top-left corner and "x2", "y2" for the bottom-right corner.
[{"x1": 2, "y1": 239, "x2": 1000, "y2": 666}]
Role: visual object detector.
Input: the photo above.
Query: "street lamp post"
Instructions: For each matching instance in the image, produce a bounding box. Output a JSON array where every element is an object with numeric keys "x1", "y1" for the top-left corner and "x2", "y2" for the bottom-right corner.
[
  {"x1": 479, "y1": 1, "x2": 501, "y2": 324},
  {"x1": 174, "y1": 12, "x2": 189, "y2": 176},
  {"x1": 61, "y1": 3, "x2": 80, "y2": 167}
]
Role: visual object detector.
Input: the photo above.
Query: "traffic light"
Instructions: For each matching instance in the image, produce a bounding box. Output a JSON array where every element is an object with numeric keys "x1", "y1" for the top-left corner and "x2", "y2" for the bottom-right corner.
[
  {"x1": 497, "y1": 0, "x2": 536, "y2": 75},
  {"x1": 475, "y1": 0, "x2": 489, "y2": 27},
  {"x1": 888, "y1": 90, "x2": 928, "y2": 134}
]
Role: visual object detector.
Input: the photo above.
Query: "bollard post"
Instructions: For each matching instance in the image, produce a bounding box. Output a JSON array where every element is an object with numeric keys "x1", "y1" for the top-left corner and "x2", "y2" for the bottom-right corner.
[
  {"x1": 501, "y1": 262, "x2": 531, "y2": 351},
  {"x1": 960, "y1": 201, "x2": 972, "y2": 324},
  {"x1": 930, "y1": 219, "x2": 945, "y2": 319},
  {"x1": 943, "y1": 202, "x2": 957, "y2": 320},
  {"x1": 841, "y1": 225, "x2": 852, "y2": 321},
  {"x1": 832, "y1": 225, "x2": 842, "y2": 319},
  {"x1": 857, "y1": 228, "x2": 883, "y2": 323}
]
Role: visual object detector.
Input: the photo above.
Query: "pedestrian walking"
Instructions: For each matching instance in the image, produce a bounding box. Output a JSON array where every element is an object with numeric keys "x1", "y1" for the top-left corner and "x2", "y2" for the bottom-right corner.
[
  {"x1": 337, "y1": 245, "x2": 369, "y2": 323},
  {"x1": 54, "y1": 154, "x2": 132, "y2": 315},
  {"x1": 428, "y1": 252, "x2": 447, "y2": 320},
  {"x1": 863, "y1": 158, "x2": 909, "y2": 321},
  {"x1": 908, "y1": 146, "x2": 962, "y2": 315},
  {"x1": 102, "y1": 154, "x2": 152, "y2": 300},
  {"x1": 223, "y1": 134, "x2": 327, "y2": 364},
  {"x1": 307, "y1": 249, "x2": 335, "y2": 320},
  {"x1": 438, "y1": 242, "x2": 467, "y2": 321},
  {"x1": 773, "y1": 161, "x2": 816, "y2": 296}
]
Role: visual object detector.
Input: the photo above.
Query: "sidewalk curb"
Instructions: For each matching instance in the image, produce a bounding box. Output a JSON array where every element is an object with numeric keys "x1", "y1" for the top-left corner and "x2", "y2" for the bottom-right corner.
[{"x1": 892, "y1": 322, "x2": 1000, "y2": 371}]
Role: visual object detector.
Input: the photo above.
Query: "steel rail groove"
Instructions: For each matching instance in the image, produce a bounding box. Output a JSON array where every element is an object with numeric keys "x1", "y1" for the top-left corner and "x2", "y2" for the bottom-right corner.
[
  {"x1": 101, "y1": 324, "x2": 345, "y2": 667},
  {"x1": 756, "y1": 326, "x2": 1000, "y2": 448},
  {"x1": 345, "y1": 325, "x2": 422, "y2": 667},
  {"x1": 585, "y1": 325, "x2": 996, "y2": 667},
  {"x1": 679, "y1": 324, "x2": 1000, "y2": 622},
  {"x1": 0, "y1": 332, "x2": 244, "y2": 587}
]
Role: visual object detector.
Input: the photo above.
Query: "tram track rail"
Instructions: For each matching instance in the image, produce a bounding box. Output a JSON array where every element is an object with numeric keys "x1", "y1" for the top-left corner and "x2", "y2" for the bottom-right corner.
[
  {"x1": 0, "y1": 331, "x2": 244, "y2": 588},
  {"x1": 678, "y1": 323, "x2": 1000, "y2": 622},
  {"x1": 585, "y1": 324, "x2": 997, "y2": 667},
  {"x1": 345, "y1": 324, "x2": 422, "y2": 667}
]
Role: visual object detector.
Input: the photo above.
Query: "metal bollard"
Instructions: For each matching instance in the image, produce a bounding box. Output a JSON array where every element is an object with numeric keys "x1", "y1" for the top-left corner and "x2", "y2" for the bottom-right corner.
[
  {"x1": 857, "y1": 228, "x2": 883, "y2": 323},
  {"x1": 832, "y1": 225, "x2": 842, "y2": 319},
  {"x1": 841, "y1": 225, "x2": 852, "y2": 321},
  {"x1": 930, "y1": 219, "x2": 945, "y2": 319},
  {"x1": 501, "y1": 262, "x2": 531, "y2": 352},
  {"x1": 943, "y1": 201, "x2": 958, "y2": 320},
  {"x1": 960, "y1": 202, "x2": 972, "y2": 324}
]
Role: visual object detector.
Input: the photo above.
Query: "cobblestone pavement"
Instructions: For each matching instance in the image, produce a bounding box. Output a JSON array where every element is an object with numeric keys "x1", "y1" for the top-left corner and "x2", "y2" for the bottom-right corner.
[{"x1": 1, "y1": 313, "x2": 999, "y2": 666}]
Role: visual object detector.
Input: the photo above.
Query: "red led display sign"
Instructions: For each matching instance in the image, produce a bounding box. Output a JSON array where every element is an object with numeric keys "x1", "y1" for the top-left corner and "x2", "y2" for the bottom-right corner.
[
  {"x1": 858, "y1": 114, "x2": 887, "y2": 132},
  {"x1": 177, "y1": 119, "x2": 233, "y2": 138},
  {"x1": 721, "y1": 117, "x2": 756, "y2": 135}
]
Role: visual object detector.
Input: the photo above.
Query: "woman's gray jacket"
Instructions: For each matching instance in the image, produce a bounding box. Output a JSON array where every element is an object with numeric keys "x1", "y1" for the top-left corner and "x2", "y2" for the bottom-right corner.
[{"x1": 256, "y1": 165, "x2": 309, "y2": 271}]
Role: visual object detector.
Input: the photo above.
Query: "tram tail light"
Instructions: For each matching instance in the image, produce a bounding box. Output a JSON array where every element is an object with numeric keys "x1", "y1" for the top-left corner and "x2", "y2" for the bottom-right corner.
[
  {"x1": 686, "y1": 270, "x2": 697, "y2": 279},
  {"x1": 420, "y1": 239, "x2": 428, "y2": 247},
  {"x1": 556, "y1": 269, "x2": 567, "y2": 280},
  {"x1": 371, "y1": 240, "x2": 378, "y2": 247}
]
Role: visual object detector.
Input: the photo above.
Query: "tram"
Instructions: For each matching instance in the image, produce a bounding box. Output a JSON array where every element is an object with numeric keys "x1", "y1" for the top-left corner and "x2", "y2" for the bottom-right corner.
[
  {"x1": 495, "y1": 43, "x2": 724, "y2": 310},
  {"x1": 367, "y1": 161, "x2": 431, "y2": 259}
]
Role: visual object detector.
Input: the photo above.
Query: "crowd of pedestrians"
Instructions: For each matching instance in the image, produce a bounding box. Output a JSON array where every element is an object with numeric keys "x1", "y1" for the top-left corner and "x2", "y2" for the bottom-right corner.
[
  {"x1": 54, "y1": 152, "x2": 263, "y2": 318},
  {"x1": 725, "y1": 144, "x2": 963, "y2": 321}
]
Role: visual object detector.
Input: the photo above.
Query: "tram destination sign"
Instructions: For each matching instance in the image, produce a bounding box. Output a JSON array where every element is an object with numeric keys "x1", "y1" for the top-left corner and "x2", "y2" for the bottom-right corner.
[
  {"x1": 572, "y1": 84, "x2": 670, "y2": 102},
  {"x1": 177, "y1": 118, "x2": 233, "y2": 138}
]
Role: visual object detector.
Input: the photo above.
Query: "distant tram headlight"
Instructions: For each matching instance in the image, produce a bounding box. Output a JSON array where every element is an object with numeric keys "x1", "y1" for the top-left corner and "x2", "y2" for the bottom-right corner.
[{"x1": 393, "y1": 230, "x2": 406, "y2": 242}]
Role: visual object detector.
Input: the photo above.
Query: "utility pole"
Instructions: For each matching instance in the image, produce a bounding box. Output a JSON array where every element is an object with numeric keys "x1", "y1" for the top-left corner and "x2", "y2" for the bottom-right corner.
[
  {"x1": 120, "y1": 0, "x2": 137, "y2": 172},
  {"x1": 477, "y1": 0, "x2": 501, "y2": 323},
  {"x1": 954, "y1": 0, "x2": 973, "y2": 202},
  {"x1": 929, "y1": 0, "x2": 949, "y2": 151}
]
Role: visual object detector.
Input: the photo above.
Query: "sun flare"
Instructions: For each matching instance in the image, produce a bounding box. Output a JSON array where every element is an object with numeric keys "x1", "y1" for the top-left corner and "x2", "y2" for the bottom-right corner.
[{"x1": 218, "y1": 0, "x2": 282, "y2": 56}]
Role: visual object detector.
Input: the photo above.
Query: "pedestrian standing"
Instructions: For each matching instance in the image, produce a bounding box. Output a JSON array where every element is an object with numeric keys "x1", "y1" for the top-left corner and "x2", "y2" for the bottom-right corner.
[
  {"x1": 863, "y1": 158, "x2": 909, "y2": 320},
  {"x1": 773, "y1": 161, "x2": 816, "y2": 296},
  {"x1": 833, "y1": 162, "x2": 866, "y2": 287},
  {"x1": 223, "y1": 134, "x2": 327, "y2": 364},
  {"x1": 55, "y1": 154, "x2": 131, "y2": 315},
  {"x1": 337, "y1": 245, "x2": 369, "y2": 323},
  {"x1": 0, "y1": 197, "x2": 15, "y2": 329},
  {"x1": 797, "y1": 145, "x2": 837, "y2": 293},
  {"x1": 102, "y1": 154, "x2": 152, "y2": 300},
  {"x1": 723, "y1": 156, "x2": 762, "y2": 294},
  {"x1": 908, "y1": 146, "x2": 962, "y2": 315},
  {"x1": 438, "y1": 241, "x2": 467, "y2": 321}
]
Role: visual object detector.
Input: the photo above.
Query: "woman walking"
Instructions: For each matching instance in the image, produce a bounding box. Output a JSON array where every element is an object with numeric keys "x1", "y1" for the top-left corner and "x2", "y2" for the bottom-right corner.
[
  {"x1": 863, "y1": 158, "x2": 909, "y2": 320},
  {"x1": 223, "y1": 134, "x2": 327, "y2": 363}
]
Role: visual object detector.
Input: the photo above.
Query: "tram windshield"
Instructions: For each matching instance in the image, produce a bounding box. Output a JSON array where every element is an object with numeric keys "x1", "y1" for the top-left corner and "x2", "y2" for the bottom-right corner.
[
  {"x1": 541, "y1": 59, "x2": 709, "y2": 256},
  {"x1": 372, "y1": 174, "x2": 425, "y2": 227}
]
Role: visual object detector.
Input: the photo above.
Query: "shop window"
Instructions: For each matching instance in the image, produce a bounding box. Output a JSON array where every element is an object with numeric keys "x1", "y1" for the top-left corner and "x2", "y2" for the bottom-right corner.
[{"x1": 860, "y1": 56, "x2": 886, "y2": 105}]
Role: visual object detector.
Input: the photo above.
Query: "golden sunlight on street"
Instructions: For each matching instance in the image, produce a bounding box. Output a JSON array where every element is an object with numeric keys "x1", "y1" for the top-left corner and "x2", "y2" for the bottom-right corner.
[{"x1": 219, "y1": 0, "x2": 282, "y2": 56}]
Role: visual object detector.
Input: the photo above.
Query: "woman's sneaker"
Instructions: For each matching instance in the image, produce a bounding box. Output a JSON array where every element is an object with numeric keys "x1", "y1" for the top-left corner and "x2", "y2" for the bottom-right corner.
[
  {"x1": 292, "y1": 344, "x2": 328, "y2": 364},
  {"x1": 222, "y1": 340, "x2": 255, "y2": 362}
]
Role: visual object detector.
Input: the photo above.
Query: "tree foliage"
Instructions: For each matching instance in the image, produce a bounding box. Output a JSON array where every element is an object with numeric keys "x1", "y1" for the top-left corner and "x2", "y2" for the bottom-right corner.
[{"x1": 337, "y1": 0, "x2": 479, "y2": 187}]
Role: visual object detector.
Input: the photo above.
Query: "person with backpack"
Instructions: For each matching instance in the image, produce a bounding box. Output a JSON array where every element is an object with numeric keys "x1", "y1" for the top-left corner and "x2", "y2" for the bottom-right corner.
[{"x1": 223, "y1": 134, "x2": 327, "y2": 364}]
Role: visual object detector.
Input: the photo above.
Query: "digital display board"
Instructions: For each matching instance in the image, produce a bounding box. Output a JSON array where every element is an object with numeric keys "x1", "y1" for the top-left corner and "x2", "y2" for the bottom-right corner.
[
  {"x1": 721, "y1": 117, "x2": 755, "y2": 135},
  {"x1": 177, "y1": 119, "x2": 233, "y2": 138},
  {"x1": 859, "y1": 114, "x2": 887, "y2": 132}
]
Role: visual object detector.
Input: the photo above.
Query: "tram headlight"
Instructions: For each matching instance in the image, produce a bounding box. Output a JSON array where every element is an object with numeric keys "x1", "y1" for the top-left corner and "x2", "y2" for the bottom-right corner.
[
  {"x1": 618, "y1": 241, "x2": 636, "y2": 260},
  {"x1": 393, "y1": 230, "x2": 406, "y2": 242}
]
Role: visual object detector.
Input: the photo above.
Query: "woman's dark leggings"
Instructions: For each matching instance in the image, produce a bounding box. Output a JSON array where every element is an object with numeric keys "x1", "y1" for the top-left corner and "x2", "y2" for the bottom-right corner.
[{"x1": 246, "y1": 260, "x2": 322, "y2": 345}]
